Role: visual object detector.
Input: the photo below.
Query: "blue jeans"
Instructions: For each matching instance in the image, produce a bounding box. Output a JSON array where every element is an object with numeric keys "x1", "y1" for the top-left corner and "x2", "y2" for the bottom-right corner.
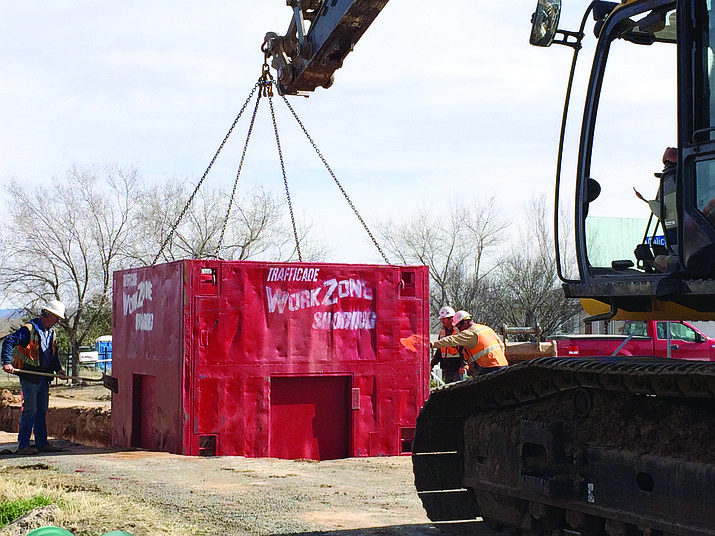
[{"x1": 18, "y1": 378, "x2": 49, "y2": 449}]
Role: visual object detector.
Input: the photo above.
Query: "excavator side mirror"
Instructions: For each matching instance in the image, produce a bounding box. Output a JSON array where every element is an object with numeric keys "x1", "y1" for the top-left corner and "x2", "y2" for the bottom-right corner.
[{"x1": 530, "y1": 0, "x2": 562, "y2": 47}]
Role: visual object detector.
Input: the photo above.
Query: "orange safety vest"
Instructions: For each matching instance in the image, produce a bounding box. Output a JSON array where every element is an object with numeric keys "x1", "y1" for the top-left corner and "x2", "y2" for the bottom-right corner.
[
  {"x1": 12, "y1": 323, "x2": 56, "y2": 370},
  {"x1": 462, "y1": 324, "x2": 507, "y2": 368},
  {"x1": 438, "y1": 327, "x2": 461, "y2": 357}
]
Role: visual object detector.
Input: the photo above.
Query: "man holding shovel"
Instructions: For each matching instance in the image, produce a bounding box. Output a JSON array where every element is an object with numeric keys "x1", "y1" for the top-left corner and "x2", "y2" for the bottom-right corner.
[{"x1": 1, "y1": 300, "x2": 67, "y2": 455}]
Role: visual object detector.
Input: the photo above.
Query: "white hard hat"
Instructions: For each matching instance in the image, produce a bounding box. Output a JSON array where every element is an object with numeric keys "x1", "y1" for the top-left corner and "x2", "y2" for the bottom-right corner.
[
  {"x1": 42, "y1": 300, "x2": 66, "y2": 320},
  {"x1": 438, "y1": 306, "x2": 456, "y2": 319},
  {"x1": 452, "y1": 310, "x2": 472, "y2": 326}
]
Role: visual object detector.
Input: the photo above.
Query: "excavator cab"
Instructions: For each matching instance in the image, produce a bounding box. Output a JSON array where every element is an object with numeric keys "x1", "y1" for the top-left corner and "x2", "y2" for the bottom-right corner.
[
  {"x1": 534, "y1": 0, "x2": 715, "y2": 320},
  {"x1": 410, "y1": 3, "x2": 715, "y2": 535}
]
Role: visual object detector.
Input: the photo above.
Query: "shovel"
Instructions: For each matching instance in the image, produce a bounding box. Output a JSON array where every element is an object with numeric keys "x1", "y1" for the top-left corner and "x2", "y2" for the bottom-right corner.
[{"x1": 10, "y1": 369, "x2": 119, "y2": 394}]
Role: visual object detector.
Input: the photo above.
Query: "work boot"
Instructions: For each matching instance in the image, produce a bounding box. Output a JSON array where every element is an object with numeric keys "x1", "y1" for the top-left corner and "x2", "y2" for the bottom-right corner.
[
  {"x1": 17, "y1": 447, "x2": 39, "y2": 455},
  {"x1": 37, "y1": 443, "x2": 62, "y2": 453}
]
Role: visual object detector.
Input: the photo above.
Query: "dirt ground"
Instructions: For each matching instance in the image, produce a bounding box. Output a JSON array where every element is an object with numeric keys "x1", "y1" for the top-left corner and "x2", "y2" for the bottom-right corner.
[
  {"x1": 0, "y1": 376, "x2": 496, "y2": 536},
  {"x1": 0, "y1": 374, "x2": 111, "y2": 449}
]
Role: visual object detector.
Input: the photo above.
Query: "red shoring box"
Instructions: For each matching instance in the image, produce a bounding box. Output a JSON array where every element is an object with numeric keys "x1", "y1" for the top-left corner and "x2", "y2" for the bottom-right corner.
[{"x1": 112, "y1": 260, "x2": 430, "y2": 459}]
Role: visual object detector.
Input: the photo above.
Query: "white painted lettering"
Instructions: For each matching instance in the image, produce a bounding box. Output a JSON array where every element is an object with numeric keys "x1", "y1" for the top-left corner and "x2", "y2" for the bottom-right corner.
[
  {"x1": 135, "y1": 313, "x2": 154, "y2": 331},
  {"x1": 299, "y1": 289, "x2": 311, "y2": 310},
  {"x1": 288, "y1": 292, "x2": 300, "y2": 312},
  {"x1": 338, "y1": 280, "x2": 350, "y2": 299},
  {"x1": 123, "y1": 280, "x2": 153, "y2": 315},
  {"x1": 264, "y1": 274, "x2": 377, "y2": 330},
  {"x1": 266, "y1": 286, "x2": 290, "y2": 313},
  {"x1": 266, "y1": 266, "x2": 323, "y2": 283},
  {"x1": 310, "y1": 287, "x2": 321, "y2": 307},
  {"x1": 323, "y1": 279, "x2": 338, "y2": 306}
]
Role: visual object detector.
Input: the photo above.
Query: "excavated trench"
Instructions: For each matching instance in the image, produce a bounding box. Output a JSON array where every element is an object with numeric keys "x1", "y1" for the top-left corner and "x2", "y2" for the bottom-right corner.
[{"x1": 0, "y1": 387, "x2": 111, "y2": 448}]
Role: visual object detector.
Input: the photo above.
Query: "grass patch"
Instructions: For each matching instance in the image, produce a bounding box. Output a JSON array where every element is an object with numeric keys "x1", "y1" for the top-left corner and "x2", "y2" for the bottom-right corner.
[
  {"x1": 0, "y1": 494, "x2": 52, "y2": 526},
  {"x1": 0, "y1": 468, "x2": 202, "y2": 536}
]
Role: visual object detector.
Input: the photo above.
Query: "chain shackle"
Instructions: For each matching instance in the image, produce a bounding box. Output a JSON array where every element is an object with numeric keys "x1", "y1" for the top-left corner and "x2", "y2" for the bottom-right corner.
[{"x1": 261, "y1": 46, "x2": 275, "y2": 97}]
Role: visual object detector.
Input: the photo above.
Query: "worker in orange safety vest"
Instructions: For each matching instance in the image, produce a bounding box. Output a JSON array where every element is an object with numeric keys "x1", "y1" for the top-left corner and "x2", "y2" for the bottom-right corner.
[
  {"x1": 1, "y1": 300, "x2": 67, "y2": 455},
  {"x1": 430, "y1": 310, "x2": 507, "y2": 377},
  {"x1": 429, "y1": 306, "x2": 465, "y2": 383}
]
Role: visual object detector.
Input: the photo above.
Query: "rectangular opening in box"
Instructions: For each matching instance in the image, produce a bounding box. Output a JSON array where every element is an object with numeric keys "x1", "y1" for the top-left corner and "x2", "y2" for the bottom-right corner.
[
  {"x1": 400, "y1": 271, "x2": 416, "y2": 297},
  {"x1": 198, "y1": 435, "x2": 217, "y2": 457},
  {"x1": 270, "y1": 376, "x2": 351, "y2": 460},
  {"x1": 400, "y1": 427, "x2": 415, "y2": 454},
  {"x1": 199, "y1": 268, "x2": 218, "y2": 295},
  {"x1": 131, "y1": 374, "x2": 157, "y2": 450}
]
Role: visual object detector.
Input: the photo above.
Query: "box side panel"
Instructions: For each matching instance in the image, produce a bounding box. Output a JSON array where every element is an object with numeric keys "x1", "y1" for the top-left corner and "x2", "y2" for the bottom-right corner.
[
  {"x1": 186, "y1": 261, "x2": 429, "y2": 459},
  {"x1": 112, "y1": 261, "x2": 186, "y2": 453}
]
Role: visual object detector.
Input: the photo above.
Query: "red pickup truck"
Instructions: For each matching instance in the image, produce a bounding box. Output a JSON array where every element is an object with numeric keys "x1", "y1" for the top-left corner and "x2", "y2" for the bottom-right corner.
[{"x1": 550, "y1": 321, "x2": 715, "y2": 361}]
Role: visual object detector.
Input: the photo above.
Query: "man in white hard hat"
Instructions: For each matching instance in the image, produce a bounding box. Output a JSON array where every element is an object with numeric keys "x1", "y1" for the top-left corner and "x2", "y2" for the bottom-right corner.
[
  {"x1": 430, "y1": 306, "x2": 465, "y2": 383},
  {"x1": 1, "y1": 300, "x2": 67, "y2": 455},
  {"x1": 430, "y1": 310, "x2": 508, "y2": 378}
]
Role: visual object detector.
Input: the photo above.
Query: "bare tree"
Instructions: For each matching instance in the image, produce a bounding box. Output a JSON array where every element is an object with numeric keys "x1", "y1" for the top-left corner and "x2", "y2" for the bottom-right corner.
[
  {"x1": 125, "y1": 180, "x2": 330, "y2": 265},
  {"x1": 0, "y1": 310, "x2": 24, "y2": 339},
  {"x1": 0, "y1": 164, "x2": 140, "y2": 375},
  {"x1": 375, "y1": 196, "x2": 509, "y2": 325},
  {"x1": 488, "y1": 195, "x2": 581, "y2": 338}
]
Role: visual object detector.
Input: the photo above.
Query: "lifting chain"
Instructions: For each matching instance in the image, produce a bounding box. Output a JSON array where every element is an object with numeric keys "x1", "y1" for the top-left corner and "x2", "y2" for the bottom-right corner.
[
  {"x1": 154, "y1": 49, "x2": 389, "y2": 266},
  {"x1": 261, "y1": 48, "x2": 303, "y2": 261},
  {"x1": 279, "y1": 93, "x2": 390, "y2": 264},
  {"x1": 269, "y1": 94, "x2": 303, "y2": 262},
  {"x1": 215, "y1": 64, "x2": 268, "y2": 258},
  {"x1": 152, "y1": 80, "x2": 262, "y2": 266}
]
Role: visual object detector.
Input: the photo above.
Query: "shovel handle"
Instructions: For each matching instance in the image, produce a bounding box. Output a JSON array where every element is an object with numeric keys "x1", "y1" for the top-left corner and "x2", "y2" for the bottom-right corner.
[
  {"x1": 10, "y1": 369, "x2": 103, "y2": 383},
  {"x1": 7, "y1": 368, "x2": 118, "y2": 394}
]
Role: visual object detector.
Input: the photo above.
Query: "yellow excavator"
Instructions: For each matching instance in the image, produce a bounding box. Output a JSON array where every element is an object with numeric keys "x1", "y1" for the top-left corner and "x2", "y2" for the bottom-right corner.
[{"x1": 265, "y1": 1, "x2": 715, "y2": 534}]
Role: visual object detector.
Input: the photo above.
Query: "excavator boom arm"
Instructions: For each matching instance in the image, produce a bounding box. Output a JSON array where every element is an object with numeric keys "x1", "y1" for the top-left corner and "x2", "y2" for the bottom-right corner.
[{"x1": 264, "y1": 0, "x2": 389, "y2": 95}]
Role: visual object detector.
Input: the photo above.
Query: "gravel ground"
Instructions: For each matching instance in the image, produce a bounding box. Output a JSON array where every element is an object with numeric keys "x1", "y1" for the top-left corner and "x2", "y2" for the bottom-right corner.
[
  {"x1": 0, "y1": 432, "x2": 495, "y2": 536},
  {"x1": 0, "y1": 382, "x2": 498, "y2": 536}
]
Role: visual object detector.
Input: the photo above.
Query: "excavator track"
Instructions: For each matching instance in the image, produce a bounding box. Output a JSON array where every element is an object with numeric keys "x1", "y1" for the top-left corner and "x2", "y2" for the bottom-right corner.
[{"x1": 412, "y1": 357, "x2": 715, "y2": 536}]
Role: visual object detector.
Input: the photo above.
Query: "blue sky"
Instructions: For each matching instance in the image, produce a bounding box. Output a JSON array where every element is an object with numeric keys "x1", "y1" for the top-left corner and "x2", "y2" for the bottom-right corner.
[{"x1": 0, "y1": 1, "x2": 675, "y2": 265}]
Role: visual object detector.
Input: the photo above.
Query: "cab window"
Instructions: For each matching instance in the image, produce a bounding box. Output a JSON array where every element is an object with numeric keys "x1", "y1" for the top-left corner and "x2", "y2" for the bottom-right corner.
[
  {"x1": 622, "y1": 321, "x2": 647, "y2": 336},
  {"x1": 692, "y1": 1, "x2": 715, "y2": 234},
  {"x1": 657, "y1": 321, "x2": 698, "y2": 341},
  {"x1": 585, "y1": 5, "x2": 677, "y2": 272}
]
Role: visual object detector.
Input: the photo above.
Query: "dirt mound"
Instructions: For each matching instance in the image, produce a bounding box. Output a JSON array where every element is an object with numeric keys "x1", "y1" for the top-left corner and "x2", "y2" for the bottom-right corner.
[{"x1": 0, "y1": 388, "x2": 111, "y2": 448}]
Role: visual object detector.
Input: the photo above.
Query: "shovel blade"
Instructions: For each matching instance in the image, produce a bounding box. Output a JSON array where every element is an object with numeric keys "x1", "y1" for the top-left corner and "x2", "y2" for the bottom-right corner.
[{"x1": 102, "y1": 374, "x2": 119, "y2": 394}]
